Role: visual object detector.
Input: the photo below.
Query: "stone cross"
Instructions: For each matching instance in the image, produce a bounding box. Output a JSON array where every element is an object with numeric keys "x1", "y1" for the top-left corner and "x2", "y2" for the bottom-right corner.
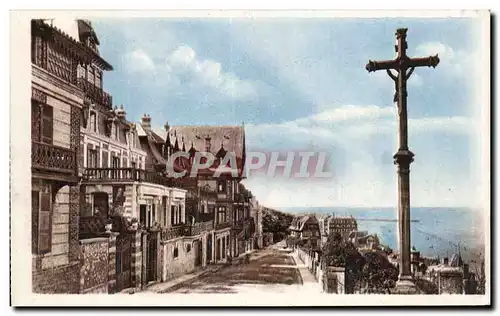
[{"x1": 365, "y1": 28, "x2": 439, "y2": 293}]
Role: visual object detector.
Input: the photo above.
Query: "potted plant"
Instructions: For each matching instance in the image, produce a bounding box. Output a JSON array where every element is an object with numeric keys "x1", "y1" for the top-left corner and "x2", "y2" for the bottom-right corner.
[
  {"x1": 129, "y1": 218, "x2": 139, "y2": 231},
  {"x1": 105, "y1": 218, "x2": 113, "y2": 233},
  {"x1": 152, "y1": 221, "x2": 161, "y2": 230}
]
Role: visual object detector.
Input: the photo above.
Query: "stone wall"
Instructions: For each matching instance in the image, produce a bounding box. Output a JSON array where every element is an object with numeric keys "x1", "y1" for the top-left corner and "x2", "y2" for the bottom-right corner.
[
  {"x1": 32, "y1": 261, "x2": 80, "y2": 293},
  {"x1": 160, "y1": 237, "x2": 197, "y2": 282},
  {"x1": 323, "y1": 266, "x2": 346, "y2": 294},
  {"x1": 438, "y1": 269, "x2": 464, "y2": 294},
  {"x1": 79, "y1": 237, "x2": 109, "y2": 293}
]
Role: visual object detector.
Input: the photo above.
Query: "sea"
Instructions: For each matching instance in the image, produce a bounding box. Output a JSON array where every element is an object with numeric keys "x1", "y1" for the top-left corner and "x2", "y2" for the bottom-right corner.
[{"x1": 280, "y1": 207, "x2": 486, "y2": 262}]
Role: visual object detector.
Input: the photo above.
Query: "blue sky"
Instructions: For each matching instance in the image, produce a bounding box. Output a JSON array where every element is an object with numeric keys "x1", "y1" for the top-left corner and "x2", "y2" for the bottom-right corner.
[{"x1": 89, "y1": 17, "x2": 484, "y2": 208}]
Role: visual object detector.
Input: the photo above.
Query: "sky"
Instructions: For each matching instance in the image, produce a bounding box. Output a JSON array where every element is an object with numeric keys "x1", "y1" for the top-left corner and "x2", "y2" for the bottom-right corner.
[{"x1": 87, "y1": 16, "x2": 485, "y2": 208}]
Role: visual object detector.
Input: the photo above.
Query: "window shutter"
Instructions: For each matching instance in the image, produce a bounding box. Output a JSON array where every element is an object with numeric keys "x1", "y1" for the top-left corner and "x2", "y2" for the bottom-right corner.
[
  {"x1": 31, "y1": 102, "x2": 41, "y2": 142},
  {"x1": 38, "y1": 190, "x2": 52, "y2": 254},
  {"x1": 31, "y1": 191, "x2": 39, "y2": 254},
  {"x1": 41, "y1": 105, "x2": 53, "y2": 144}
]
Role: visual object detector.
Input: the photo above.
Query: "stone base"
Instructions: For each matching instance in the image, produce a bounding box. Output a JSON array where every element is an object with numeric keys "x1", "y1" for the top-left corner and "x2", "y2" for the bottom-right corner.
[{"x1": 393, "y1": 278, "x2": 420, "y2": 295}]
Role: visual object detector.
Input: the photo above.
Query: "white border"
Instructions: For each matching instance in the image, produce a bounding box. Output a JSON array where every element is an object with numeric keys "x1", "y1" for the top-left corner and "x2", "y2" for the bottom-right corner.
[{"x1": 9, "y1": 9, "x2": 491, "y2": 307}]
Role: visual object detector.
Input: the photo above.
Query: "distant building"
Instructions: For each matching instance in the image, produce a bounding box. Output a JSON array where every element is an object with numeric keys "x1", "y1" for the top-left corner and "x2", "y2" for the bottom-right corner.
[
  {"x1": 289, "y1": 215, "x2": 320, "y2": 239},
  {"x1": 329, "y1": 216, "x2": 357, "y2": 240},
  {"x1": 349, "y1": 231, "x2": 381, "y2": 253}
]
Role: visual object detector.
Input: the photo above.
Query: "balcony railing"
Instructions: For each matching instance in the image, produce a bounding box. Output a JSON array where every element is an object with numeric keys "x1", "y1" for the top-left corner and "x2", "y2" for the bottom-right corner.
[
  {"x1": 79, "y1": 216, "x2": 107, "y2": 238},
  {"x1": 32, "y1": 141, "x2": 76, "y2": 174},
  {"x1": 161, "y1": 225, "x2": 191, "y2": 241},
  {"x1": 215, "y1": 221, "x2": 231, "y2": 230},
  {"x1": 77, "y1": 78, "x2": 113, "y2": 109},
  {"x1": 232, "y1": 219, "x2": 244, "y2": 230},
  {"x1": 192, "y1": 220, "x2": 214, "y2": 236},
  {"x1": 83, "y1": 168, "x2": 173, "y2": 186}
]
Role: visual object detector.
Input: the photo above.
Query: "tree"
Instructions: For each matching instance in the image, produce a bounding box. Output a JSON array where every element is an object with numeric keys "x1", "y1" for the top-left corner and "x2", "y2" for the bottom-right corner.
[
  {"x1": 359, "y1": 252, "x2": 399, "y2": 294},
  {"x1": 321, "y1": 232, "x2": 365, "y2": 293}
]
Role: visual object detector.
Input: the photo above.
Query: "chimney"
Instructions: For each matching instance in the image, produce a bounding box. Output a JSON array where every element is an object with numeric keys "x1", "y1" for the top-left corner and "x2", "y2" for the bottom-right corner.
[
  {"x1": 141, "y1": 114, "x2": 151, "y2": 131},
  {"x1": 116, "y1": 105, "x2": 126, "y2": 119}
]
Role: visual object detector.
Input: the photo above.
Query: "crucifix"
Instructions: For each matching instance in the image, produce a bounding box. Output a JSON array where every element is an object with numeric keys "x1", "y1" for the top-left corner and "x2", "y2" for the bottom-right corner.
[{"x1": 366, "y1": 28, "x2": 439, "y2": 293}]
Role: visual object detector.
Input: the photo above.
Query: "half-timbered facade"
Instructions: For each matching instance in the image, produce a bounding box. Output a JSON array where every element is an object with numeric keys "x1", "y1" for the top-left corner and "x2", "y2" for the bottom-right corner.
[{"x1": 152, "y1": 124, "x2": 248, "y2": 262}]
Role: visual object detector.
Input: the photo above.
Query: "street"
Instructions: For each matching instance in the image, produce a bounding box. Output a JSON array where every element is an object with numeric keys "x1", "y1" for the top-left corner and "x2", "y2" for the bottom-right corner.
[{"x1": 163, "y1": 243, "x2": 310, "y2": 294}]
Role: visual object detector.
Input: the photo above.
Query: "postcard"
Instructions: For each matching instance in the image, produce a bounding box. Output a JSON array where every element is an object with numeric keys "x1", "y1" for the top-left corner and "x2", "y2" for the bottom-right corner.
[{"x1": 10, "y1": 9, "x2": 490, "y2": 306}]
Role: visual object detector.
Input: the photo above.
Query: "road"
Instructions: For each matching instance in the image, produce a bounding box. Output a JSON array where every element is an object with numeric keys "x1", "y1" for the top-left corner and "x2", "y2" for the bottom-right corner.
[{"x1": 165, "y1": 242, "x2": 311, "y2": 294}]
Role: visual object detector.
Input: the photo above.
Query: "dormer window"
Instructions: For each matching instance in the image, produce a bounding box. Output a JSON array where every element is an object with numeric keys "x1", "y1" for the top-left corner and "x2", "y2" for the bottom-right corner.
[
  {"x1": 130, "y1": 131, "x2": 136, "y2": 148},
  {"x1": 205, "y1": 137, "x2": 211, "y2": 152},
  {"x1": 112, "y1": 122, "x2": 119, "y2": 140}
]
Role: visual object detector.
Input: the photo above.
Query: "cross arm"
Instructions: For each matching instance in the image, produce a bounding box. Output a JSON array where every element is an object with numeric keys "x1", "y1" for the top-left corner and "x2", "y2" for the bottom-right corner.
[
  {"x1": 365, "y1": 59, "x2": 398, "y2": 72},
  {"x1": 407, "y1": 54, "x2": 440, "y2": 68}
]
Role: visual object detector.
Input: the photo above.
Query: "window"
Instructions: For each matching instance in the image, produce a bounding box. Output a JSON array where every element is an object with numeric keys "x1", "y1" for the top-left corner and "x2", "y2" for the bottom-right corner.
[
  {"x1": 89, "y1": 111, "x2": 97, "y2": 132},
  {"x1": 205, "y1": 137, "x2": 211, "y2": 152},
  {"x1": 87, "y1": 148, "x2": 98, "y2": 168},
  {"x1": 186, "y1": 243, "x2": 192, "y2": 253},
  {"x1": 131, "y1": 161, "x2": 137, "y2": 169},
  {"x1": 217, "y1": 180, "x2": 226, "y2": 193},
  {"x1": 217, "y1": 206, "x2": 226, "y2": 224},
  {"x1": 32, "y1": 102, "x2": 53, "y2": 144},
  {"x1": 173, "y1": 247, "x2": 179, "y2": 258},
  {"x1": 87, "y1": 66, "x2": 95, "y2": 85},
  {"x1": 140, "y1": 205, "x2": 147, "y2": 227},
  {"x1": 95, "y1": 70, "x2": 102, "y2": 89},
  {"x1": 130, "y1": 132, "x2": 135, "y2": 148},
  {"x1": 32, "y1": 185, "x2": 52, "y2": 255},
  {"x1": 112, "y1": 156, "x2": 120, "y2": 168},
  {"x1": 113, "y1": 122, "x2": 119, "y2": 140},
  {"x1": 171, "y1": 205, "x2": 176, "y2": 225},
  {"x1": 77, "y1": 64, "x2": 86, "y2": 79}
]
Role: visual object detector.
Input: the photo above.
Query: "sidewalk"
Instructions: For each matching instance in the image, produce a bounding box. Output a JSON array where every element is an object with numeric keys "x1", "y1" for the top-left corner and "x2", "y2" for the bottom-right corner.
[
  {"x1": 144, "y1": 265, "x2": 223, "y2": 294},
  {"x1": 290, "y1": 251, "x2": 319, "y2": 284},
  {"x1": 144, "y1": 249, "x2": 267, "y2": 294}
]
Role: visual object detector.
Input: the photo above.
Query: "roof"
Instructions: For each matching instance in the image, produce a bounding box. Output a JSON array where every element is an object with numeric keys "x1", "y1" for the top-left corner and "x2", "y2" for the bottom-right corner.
[
  {"x1": 34, "y1": 19, "x2": 113, "y2": 71},
  {"x1": 349, "y1": 230, "x2": 368, "y2": 239},
  {"x1": 153, "y1": 125, "x2": 245, "y2": 159},
  {"x1": 289, "y1": 215, "x2": 318, "y2": 231}
]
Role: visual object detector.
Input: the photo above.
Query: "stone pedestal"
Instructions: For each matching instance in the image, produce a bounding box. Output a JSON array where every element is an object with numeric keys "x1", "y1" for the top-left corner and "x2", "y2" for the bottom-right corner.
[
  {"x1": 393, "y1": 277, "x2": 419, "y2": 294},
  {"x1": 438, "y1": 268, "x2": 463, "y2": 294},
  {"x1": 130, "y1": 230, "x2": 143, "y2": 290},
  {"x1": 105, "y1": 232, "x2": 119, "y2": 293},
  {"x1": 323, "y1": 266, "x2": 345, "y2": 294}
]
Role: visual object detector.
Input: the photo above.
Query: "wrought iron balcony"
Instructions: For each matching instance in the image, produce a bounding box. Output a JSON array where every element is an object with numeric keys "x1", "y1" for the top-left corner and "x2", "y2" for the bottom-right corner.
[
  {"x1": 83, "y1": 168, "x2": 173, "y2": 187},
  {"x1": 77, "y1": 78, "x2": 113, "y2": 109},
  {"x1": 161, "y1": 225, "x2": 191, "y2": 241},
  {"x1": 32, "y1": 141, "x2": 77, "y2": 174}
]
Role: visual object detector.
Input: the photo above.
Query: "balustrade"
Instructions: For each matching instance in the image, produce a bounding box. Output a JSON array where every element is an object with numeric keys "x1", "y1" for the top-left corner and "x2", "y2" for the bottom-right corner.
[
  {"x1": 215, "y1": 221, "x2": 231, "y2": 230},
  {"x1": 76, "y1": 78, "x2": 113, "y2": 108},
  {"x1": 191, "y1": 220, "x2": 214, "y2": 236},
  {"x1": 83, "y1": 167, "x2": 172, "y2": 186},
  {"x1": 161, "y1": 225, "x2": 190, "y2": 241},
  {"x1": 32, "y1": 141, "x2": 76, "y2": 174}
]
